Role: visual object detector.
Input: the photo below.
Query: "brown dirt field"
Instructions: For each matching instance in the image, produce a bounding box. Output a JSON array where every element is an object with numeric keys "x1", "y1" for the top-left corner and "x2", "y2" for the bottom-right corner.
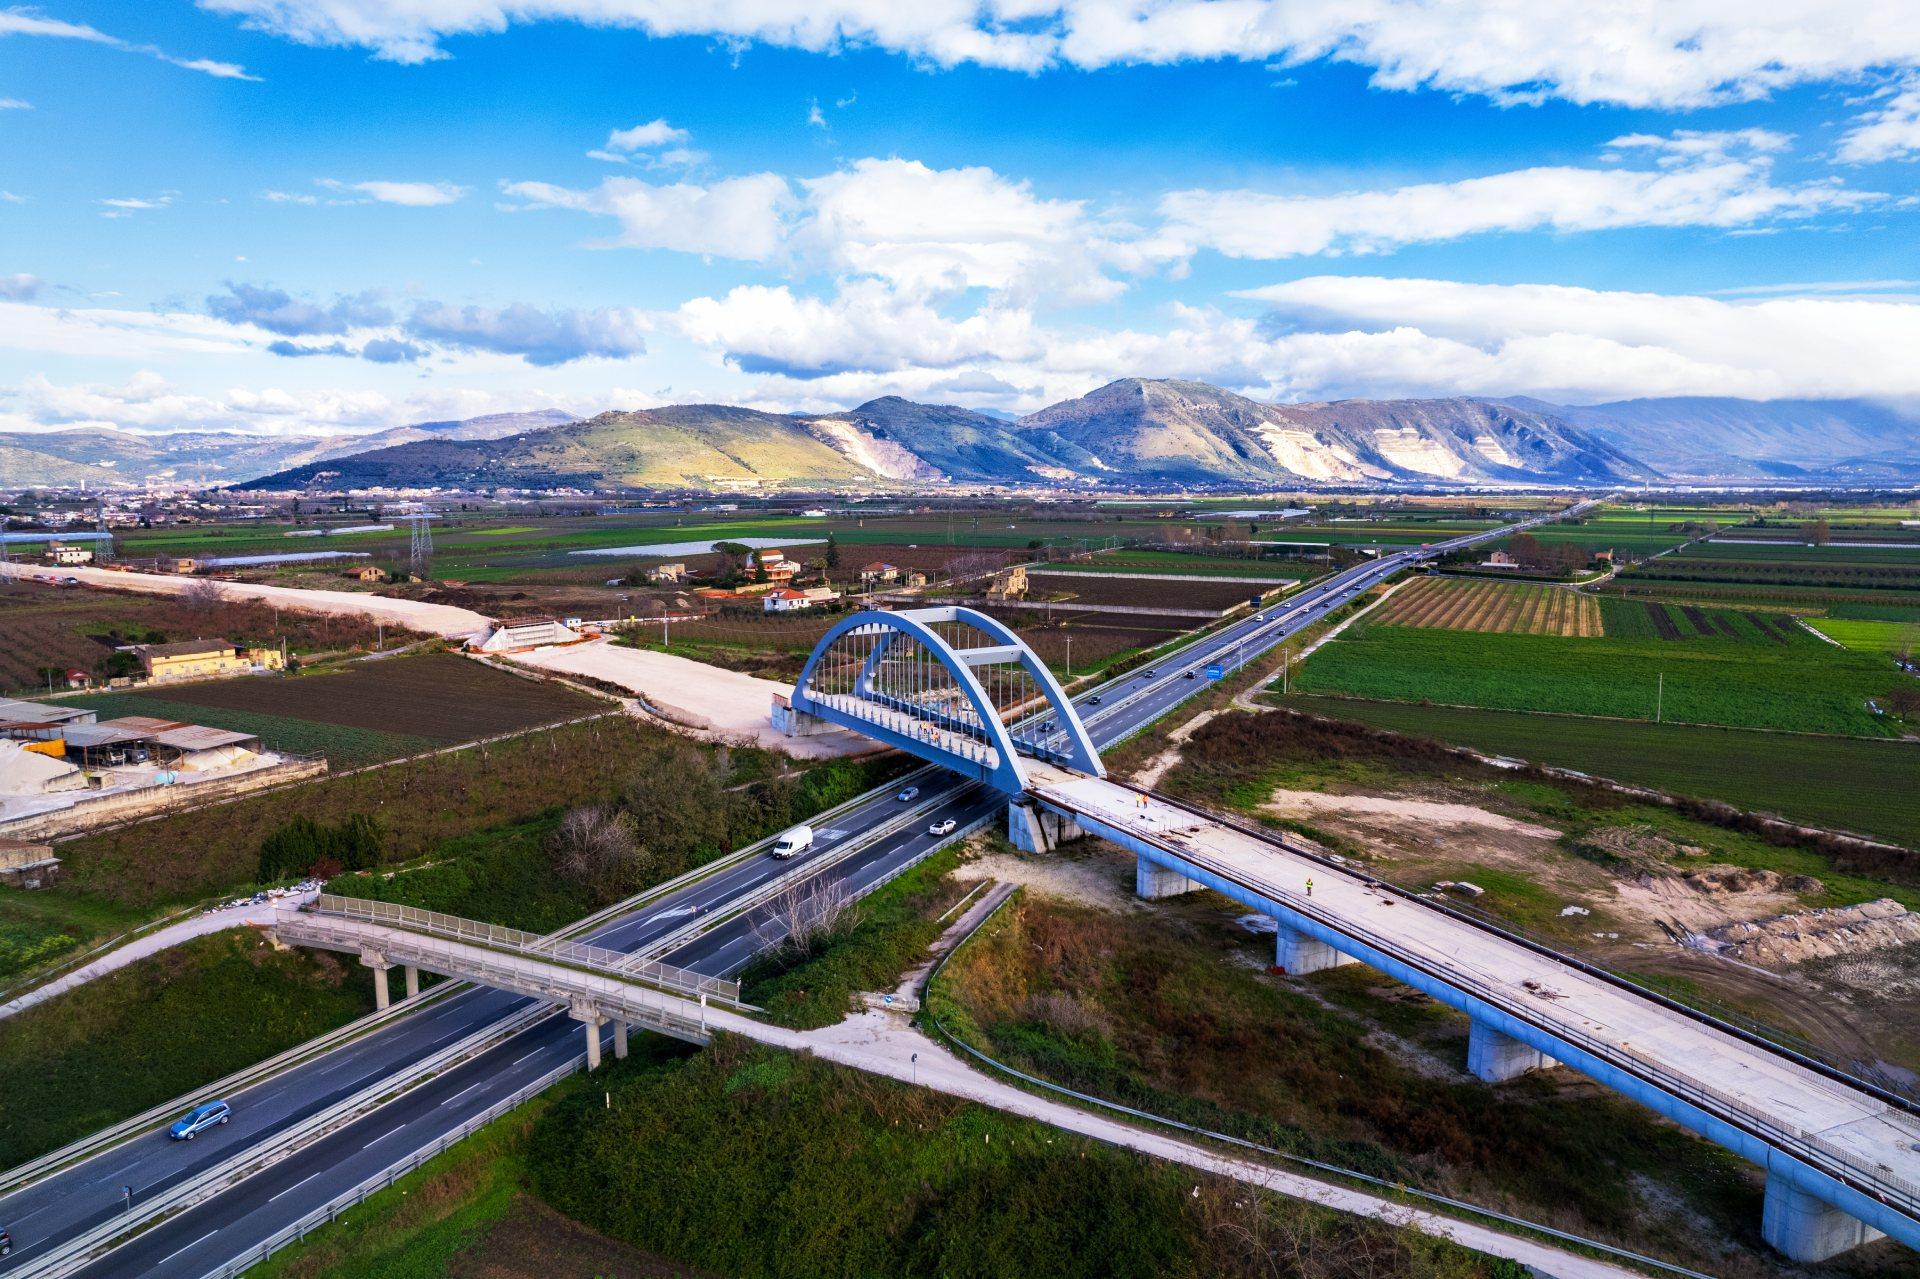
[
  {"x1": 142, "y1": 652, "x2": 604, "y2": 742},
  {"x1": 448, "y1": 1195, "x2": 715, "y2": 1279},
  {"x1": 0, "y1": 579, "x2": 423, "y2": 694},
  {"x1": 1373, "y1": 578, "x2": 1601, "y2": 637},
  {"x1": 1021, "y1": 574, "x2": 1263, "y2": 612}
]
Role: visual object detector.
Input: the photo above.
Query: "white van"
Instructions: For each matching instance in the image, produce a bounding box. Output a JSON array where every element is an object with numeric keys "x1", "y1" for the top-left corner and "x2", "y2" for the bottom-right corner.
[{"x1": 772, "y1": 825, "x2": 814, "y2": 859}]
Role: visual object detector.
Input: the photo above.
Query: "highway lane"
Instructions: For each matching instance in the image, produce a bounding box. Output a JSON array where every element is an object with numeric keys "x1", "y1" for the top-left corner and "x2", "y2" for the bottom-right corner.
[{"x1": 13, "y1": 502, "x2": 1587, "y2": 1275}]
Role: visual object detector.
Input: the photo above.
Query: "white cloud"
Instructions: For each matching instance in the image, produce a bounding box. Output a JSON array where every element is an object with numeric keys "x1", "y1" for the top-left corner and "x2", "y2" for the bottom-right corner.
[
  {"x1": 605, "y1": 118, "x2": 688, "y2": 151},
  {"x1": 1, "y1": 8, "x2": 258, "y2": 80},
  {"x1": 0, "y1": 272, "x2": 39, "y2": 300},
  {"x1": 1235, "y1": 275, "x2": 1920, "y2": 401},
  {"x1": 261, "y1": 189, "x2": 319, "y2": 204},
  {"x1": 501, "y1": 173, "x2": 794, "y2": 260},
  {"x1": 318, "y1": 178, "x2": 468, "y2": 206},
  {"x1": 98, "y1": 194, "x2": 176, "y2": 219},
  {"x1": 0, "y1": 190, "x2": 23, "y2": 203},
  {"x1": 197, "y1": 0, "x2": 1920, "y2": 108},
  {"x1": 1158, "y1": 133, "x2": 1872, "y2": 260},
  {"x1": 0, "y1": 96, "x2": 29, "y2": 109},
  {"x1": 1838, "y1": 77, "x2": 1920, "y2": 163}
]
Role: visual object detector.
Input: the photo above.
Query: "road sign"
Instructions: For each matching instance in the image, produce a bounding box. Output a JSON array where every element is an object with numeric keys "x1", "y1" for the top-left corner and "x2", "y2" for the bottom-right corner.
[{"x1": 1205, "y1": 663, "x2": 1225, "y2": 680}]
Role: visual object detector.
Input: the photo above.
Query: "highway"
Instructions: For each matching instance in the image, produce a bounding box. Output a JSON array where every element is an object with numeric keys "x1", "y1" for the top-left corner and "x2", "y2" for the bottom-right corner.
[{"x1": 0, "y1": 502, "x2": 1582, "y2": 1278}]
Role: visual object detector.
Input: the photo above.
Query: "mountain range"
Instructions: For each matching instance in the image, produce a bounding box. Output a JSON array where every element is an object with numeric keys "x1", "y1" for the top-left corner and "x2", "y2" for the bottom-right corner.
[
  {"x1": 4, "y1": 383, "x2": 1915, "y2": 492},
  {"x1": 0, "y1": 410, "x2": 574, "y2": 490}
]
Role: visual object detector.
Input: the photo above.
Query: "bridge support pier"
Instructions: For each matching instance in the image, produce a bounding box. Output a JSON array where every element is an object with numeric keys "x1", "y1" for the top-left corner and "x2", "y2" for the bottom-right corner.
[
  {"x1": 1008, "y1": 802, "x2": 1083, "y2": 854},
  {"x1": 1763, "y1": 1175, "x2": 1884, "y2": 1262},
  {"x1": 570, "y1": 1000, "x2": 607, "y2": 1071},
  {"x1": 1135, "y1": 855, "x2": 1202, "y2": 899},
  {"x1": 1274, "y1": 924, "x2": 1356, "y2": 975},
  {"x1": 403, "y1": 965, "x2": 419, "y2": 1000},
  {"x1": 613, "y1": 1019, "x2": 629, "y2": 1061},
  {"x1": 1467, "y1": 1020, "x2": 1555, "y2": 1082},
  {"x1": 359, "y1": 949, "x2": 391, "y2": 1011}
]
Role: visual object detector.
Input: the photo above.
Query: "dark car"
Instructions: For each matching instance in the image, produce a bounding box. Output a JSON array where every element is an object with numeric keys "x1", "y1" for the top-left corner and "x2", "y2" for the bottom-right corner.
[
  {"x1": 1184, "y1": 670, "x2": 1198, "y2": 680},
  {"x1": 2, "y1": 1225, "x2": 12, "y2": 1257}
]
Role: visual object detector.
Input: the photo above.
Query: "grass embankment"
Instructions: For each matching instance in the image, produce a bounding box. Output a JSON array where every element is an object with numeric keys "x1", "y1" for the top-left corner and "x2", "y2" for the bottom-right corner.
[
  {"x1": 929, "y1": 894, "x2": 1762, "y2": 1272},
  {"x1": 1166, "y1": 710, "x2": 1920, "y2": 908},
  {"x1": 1296, "y1": 597, "x2": 1905, "y2": 736},
  {"x1": 0, "y1": 929, "x2": 371, "y2": 1169},
  {"x1": 741, "y1": 844, "x2": 972, "y2": 1027},
  {"x1": 530, "y1": 1038, "x2": 1520, "y2": 1279},
  {"x1": 1282, "y1": 694, "x2": 1920, "y2": 851}
]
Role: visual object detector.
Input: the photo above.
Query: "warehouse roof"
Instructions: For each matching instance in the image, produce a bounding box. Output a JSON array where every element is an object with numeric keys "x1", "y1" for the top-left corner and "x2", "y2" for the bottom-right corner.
[
  {"x1": 152, "y1": 724, "x2": 259, "y2": 752},
  {"x1": 0, "y1": 698, "x2": 94, "y2": 727},
  {"x1": 135, "y1": 639, "x2": 237, "y2": 659}
]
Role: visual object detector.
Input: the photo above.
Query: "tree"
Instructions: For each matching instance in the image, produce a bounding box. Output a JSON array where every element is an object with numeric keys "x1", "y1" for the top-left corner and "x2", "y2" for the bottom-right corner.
[
  {"x1": 1885, "y1": 682, "x2": 1920, "y2": 722},
  {"x1": 824, "y1": 532, "x2": 840, "y2": 570},
  {"x1": 180, "y1": 575, "x2": 227, "y2": 618},
  {"x1": 1808, "y1": 518, "x2": 1831, "y2": 547},
  {"x1": 619, "y1": 740, "x2": 733, "y2": 874},
  {"x1": 547, "y1": 805, "x2": 646, "y2": 900}
]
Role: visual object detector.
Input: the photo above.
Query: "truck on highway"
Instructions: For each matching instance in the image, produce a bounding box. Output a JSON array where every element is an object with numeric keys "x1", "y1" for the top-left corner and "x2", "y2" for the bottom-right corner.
[{"x1": 772, "y1": 825, "x2": 814, "y2": 859}]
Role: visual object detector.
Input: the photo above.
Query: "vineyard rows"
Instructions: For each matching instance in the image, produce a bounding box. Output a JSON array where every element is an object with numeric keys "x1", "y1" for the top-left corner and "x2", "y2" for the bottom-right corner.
[{"x1": 1373, "y1": 577, "x2": 1602, "y2": 636}]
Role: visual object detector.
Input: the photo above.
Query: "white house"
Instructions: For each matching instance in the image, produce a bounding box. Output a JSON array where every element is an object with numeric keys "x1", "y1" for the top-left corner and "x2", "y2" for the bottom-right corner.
[{"x1": 762, "y1": 588, "x2": 813, "y2": 613}]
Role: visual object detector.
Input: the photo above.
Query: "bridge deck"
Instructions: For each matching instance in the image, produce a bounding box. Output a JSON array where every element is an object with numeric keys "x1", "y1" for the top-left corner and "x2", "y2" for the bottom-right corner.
[{"x1": 1027, "y1": 764, "x2": 1920, "y2": 1235}]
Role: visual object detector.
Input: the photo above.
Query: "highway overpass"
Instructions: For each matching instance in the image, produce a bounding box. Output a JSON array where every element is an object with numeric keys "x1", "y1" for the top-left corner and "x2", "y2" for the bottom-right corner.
[{"x1": 1, "y1": 499, "x2": 1670, "y2": 1276}]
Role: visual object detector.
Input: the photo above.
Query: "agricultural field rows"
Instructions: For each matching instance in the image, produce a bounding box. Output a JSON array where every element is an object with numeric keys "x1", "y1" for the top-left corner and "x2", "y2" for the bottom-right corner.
[
  {"x1": 1808, "y1": 618, "x2": 1920, "y2": 654},
  {"x1": 1373, "y1": 577, "x2": 1601, "y2": 635},
  {"x1": 1021, "y1": 572, "x2": 1268, "y2": 613},
  {"x1": 63, "y1": 653, "x2": 603, "y2": 765},
  {"x1": 1296, "y1": 601, "x2": 1904, "y2": 736}
]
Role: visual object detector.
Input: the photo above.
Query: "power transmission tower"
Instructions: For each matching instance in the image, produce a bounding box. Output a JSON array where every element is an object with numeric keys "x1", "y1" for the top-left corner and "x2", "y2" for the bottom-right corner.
[{"x1": 407, "y1": 511, "x2": 433, "y2": 579}]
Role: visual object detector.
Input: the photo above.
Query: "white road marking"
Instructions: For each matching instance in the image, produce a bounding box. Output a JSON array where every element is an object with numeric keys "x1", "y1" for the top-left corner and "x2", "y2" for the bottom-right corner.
[
  {"x1": 268, "y1": 1170, "x2": 325, "y2": 1202},
  {"x1": 155, "y1": 1228, "x2": 219, "y2": 1268}
]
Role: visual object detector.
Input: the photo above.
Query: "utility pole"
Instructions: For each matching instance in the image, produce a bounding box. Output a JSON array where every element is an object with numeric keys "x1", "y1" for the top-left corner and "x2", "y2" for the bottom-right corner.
[
  {"x1": 1281, "y1": 645, "x2": 1291, "y2": 695},
  {"x1": 1655, "y1": 672, "x2": 1664, "y2": 724},
  {"x1": 1064, "y1": 635, "x2": 1072, "y2": 679}
]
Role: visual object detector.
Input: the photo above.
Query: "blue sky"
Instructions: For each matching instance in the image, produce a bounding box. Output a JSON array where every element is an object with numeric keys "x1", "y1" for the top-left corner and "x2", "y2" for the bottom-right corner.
[{"x1": 3, "y1": 1, "x2": 1919, "y2": 436}]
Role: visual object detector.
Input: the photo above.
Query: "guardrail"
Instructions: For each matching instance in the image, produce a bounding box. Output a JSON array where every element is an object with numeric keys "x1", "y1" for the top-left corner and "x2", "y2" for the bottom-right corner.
[
  {"x1": 1062, "y1": 786, "x2": 1920, "y2": 1224},
  {"x1": 307, "y1": 894, "x2": 738, "y2": 1003},
  {"x1": 9, "y1": 999, "x2": 553, "y2": 1279},
  {"x1": 193, "y1": 1054, "x2": 586, "y2": 1279},
  {"x1": 0, "y1": 980, "x2": 465, "y2": 1197}
]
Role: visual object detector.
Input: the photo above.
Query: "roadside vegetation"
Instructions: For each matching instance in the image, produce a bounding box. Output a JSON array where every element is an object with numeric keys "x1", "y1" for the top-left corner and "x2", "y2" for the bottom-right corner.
[
  {"x1": 741, "y1": 843, "x2": 972, "y2": 1027},
  {"x1": 929, "y1": 891, "x2": 1774, "y2": 1274},
  {"x1": 0, "y1": 929, "x2": 372, "y2": 1169}
]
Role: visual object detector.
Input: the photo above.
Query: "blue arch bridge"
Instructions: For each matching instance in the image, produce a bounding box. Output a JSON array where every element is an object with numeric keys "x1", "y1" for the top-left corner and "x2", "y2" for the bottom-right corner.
[{"x1": 770, "y1": 606, "x2": 1920, "y2": 1266}]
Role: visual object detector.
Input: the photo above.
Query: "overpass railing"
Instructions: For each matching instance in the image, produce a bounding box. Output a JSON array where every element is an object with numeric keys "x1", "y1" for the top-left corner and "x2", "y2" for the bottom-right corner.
[
  {"x1": 308, "y1": 894, "x2": 738, "y2": 1003},
  {"x1": 1043, "y1": 790, "x2": 1920, "y2": 1225}
]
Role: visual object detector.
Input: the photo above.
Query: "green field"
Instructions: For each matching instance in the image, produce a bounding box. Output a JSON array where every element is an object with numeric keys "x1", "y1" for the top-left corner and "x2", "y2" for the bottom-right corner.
[
  {"x1": 1808, "y1": 618, "x2": 1920, "y2": 654},
  {"x1": 1280, "y1": 695, "x2": 1920, "y2": 849},
  {"x1": 1295, "y1": 603, "x2": 1903, "y2": 736}
]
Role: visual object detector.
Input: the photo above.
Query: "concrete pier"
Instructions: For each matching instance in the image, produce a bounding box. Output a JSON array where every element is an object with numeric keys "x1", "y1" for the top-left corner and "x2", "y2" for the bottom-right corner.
[
  {"x1": 360, "y1": 949, "x2": 391, "y2": 1011},
  {"x1": 1467, "y1": 1020, "x2": 1554, "y2": 1082},
  {"x1": 403, "y1": 965, "x2": 419, "y2": 1000},
  {"x1": 1134, "y1": 854, "x2": 1202, "y2": 899},
  {"x1": 1274, "y1": 923, "x2": 1356, "y2": 975},
  {"x1": 1763, "y1": 1175, "x2": 1885, "y2": 1262},
  {"x1": 1008, "y1": 802, "x2": 1084, "y2": 854},
  {"x1": 613, "y1": 1019, "x2": 629, "y2": 1060},
  {"x1": 570, "y1": 1000, "x2": 607, "y2": 1071}
]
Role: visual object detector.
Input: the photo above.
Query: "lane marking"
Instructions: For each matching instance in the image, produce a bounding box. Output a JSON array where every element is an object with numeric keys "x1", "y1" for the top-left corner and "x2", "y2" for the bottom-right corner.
[
  {"x1": 154, "y1": 1227, "x2": 219, "y2": 1268},
  {"x1": 268, "y1": 1170, "x2": 325, "y2": 1203}
]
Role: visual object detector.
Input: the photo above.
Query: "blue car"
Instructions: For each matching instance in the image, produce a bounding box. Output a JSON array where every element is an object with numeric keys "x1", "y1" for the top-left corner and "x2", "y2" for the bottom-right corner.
[{"x1": 169, "y1": 1100, "x2": 231, "y2": 1141}]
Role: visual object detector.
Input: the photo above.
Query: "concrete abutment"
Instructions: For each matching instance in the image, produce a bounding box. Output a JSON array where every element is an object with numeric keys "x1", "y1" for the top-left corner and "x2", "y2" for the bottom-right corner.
[
  {"x1": 1274, "y1": 923, "x2": 1357, "y2": 974},
  {"x1": 1762, "y1": 1174, "x2": 1885, "y2": 1263},
  {"x1": 1467, "y1": 1020, "x2": 1555, "y2": 1083},
  {"x1": 1007, "y1": 802, "x2": 1084, "y2": 854}
]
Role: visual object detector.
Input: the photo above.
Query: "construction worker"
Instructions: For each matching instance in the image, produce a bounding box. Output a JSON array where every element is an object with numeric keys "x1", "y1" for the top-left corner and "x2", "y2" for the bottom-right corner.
[{"x1": 1306, "y1": 877, "x2": 1314, "y2": 898}]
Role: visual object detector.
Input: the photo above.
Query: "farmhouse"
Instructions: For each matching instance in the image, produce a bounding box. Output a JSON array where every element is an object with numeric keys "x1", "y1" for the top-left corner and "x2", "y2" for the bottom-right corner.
[
  {"x1": 860, "y1": 561, "x2": 900, "y2": 585},
  {"x1": 985, "y1": 565, "x2": 1029, "y2": 600},
  {"x1": 763, "y1": 588, "x2": 814, "y2": 613},
  {"x1": 133, "y1": 639, "x2": 285, "y2": 682},
  {"x1": 346, "y1": 565, "x2": 387, "y2": 583},
  {"x1": 1481, "y1": 550, "x2": 1519, "y2": 569},
  {"x1": 647, "y1": 562, "x2": 688, "y2": 584},
  {"x1": 43, "y1": 542, "x2": 94, "y2": 566}
]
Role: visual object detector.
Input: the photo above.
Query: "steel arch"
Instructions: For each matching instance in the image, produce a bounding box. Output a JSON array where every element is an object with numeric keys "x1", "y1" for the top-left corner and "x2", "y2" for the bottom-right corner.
[{"x1": 789, "y1": 606, "x2": 1104, "y2": 793}]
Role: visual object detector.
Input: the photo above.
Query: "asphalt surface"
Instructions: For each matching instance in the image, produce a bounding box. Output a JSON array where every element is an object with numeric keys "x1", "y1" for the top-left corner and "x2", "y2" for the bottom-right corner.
[{"x1": 3, "y1": 504, "x2": 1582, "y2": 1278}]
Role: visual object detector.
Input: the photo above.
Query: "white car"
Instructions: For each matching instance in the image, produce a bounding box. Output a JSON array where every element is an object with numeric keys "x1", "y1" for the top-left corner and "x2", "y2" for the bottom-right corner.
[{"x1": 928, "y1": 818, "x2": 958, "y2": 837}]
